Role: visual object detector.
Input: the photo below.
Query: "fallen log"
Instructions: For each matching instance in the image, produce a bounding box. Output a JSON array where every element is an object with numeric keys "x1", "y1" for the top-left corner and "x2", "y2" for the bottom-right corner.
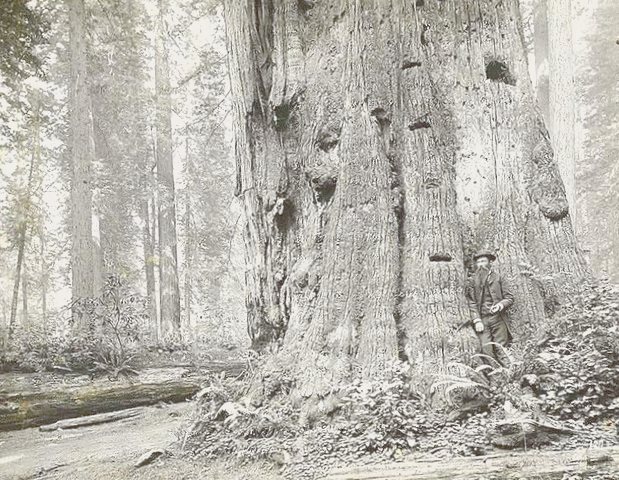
[
  {"x1": 0, "y1": 379, "x2": 200, "y2": 432},
  {"x1": 39, "y1": 407, "x2": 143, "y2": 432},
  {"x1": 326, "y1": 446, "x2": 619, "y2": 480}
]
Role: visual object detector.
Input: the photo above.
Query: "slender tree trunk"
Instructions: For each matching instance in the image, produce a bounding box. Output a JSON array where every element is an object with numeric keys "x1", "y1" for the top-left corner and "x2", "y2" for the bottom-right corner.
[
  {"x1": 9, "y1": 98, "x2": 39, "y2": 337},
  {"x1": 183, "y1": 135, "x2": 193, "y2": 334},
  {"x1": 92, "y1": 211, "x2": 103, "y2": 293},
  {"x1": 225, "y1": 0, "x2": 587, "y2": 392},
  {"x1": 21, "y1": 267, "x2": 28, "y2": 326},
  {"x1": 547, "y1": 0, "x2": 576, "y2": 222},
  {"x1": 39, "y1": 227, "x2": 47, "y2": 329},
  {"x1": 151, "y1": 190, "x2": 161, "y2": 336},
  {"x1": 69, "y1": 0, "x2": 96, "y2": 329},
  {"x1": 9, "y1": 233, "x2": 26, "y2": 336},
  {"x1": 155, "y1": 0, "x2": 181, "y2": 339},
  {"x1": 142, "y1": 196, "x2": 158, "y2": 342}
]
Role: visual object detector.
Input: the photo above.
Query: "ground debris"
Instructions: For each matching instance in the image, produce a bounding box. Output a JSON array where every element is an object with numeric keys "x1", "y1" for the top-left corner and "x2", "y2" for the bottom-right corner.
[
  {"x1": 39, "y1": 407, "x2": 143, "y2": 432},
  {"x1": 134, "y1": 449, "x2": 165, "y2": 468}
]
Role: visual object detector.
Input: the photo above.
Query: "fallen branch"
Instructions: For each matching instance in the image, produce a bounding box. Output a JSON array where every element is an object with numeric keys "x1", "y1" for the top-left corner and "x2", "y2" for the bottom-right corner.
[{"x1": 39, "y1": 408, "x2": 143, "y2": 432}]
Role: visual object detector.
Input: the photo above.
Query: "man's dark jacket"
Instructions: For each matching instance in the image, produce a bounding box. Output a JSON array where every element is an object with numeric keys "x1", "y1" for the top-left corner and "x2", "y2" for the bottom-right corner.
[{"x1": 465, "y1": 269, "x2": 514, "y2": 320}]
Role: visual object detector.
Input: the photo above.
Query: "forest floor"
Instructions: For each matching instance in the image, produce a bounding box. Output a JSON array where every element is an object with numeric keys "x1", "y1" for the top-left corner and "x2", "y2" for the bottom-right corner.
[
  {"x1": 1, "y1": 400, "x2": 617, "y2": 480},
  {"x1": 0, "y1": 401, "x2": 279, "y2": 480}
]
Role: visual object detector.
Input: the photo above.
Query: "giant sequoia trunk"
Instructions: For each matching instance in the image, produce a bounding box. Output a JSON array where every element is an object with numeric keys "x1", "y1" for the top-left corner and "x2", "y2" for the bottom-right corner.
[{"x1": 225, "y1": 0, "x2": 587, "y2": 393}]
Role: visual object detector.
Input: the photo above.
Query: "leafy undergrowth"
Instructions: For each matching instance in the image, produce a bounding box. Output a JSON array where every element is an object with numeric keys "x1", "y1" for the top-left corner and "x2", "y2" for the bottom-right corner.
[{"x1": 182, "y1": 281, "x2": 619, "y2": 480}]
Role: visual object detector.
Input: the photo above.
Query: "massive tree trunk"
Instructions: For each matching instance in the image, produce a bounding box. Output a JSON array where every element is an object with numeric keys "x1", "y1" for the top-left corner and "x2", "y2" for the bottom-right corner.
[
  {"x1": 155, "y1": 0, "x2": 181, "y2": 338},
  {"x1": 224, "y1": 0, "x2": 587, "y2": 392},
  {"x1": 547, "y1": 0, "x2": 576, "y2": 221},
  {"x1": 69, "y1": 0, "x2": 96, "y2": 329}
]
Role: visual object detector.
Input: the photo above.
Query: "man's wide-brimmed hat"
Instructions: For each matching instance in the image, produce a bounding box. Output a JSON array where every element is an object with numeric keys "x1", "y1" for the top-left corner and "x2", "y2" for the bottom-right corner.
[{"x1": 473, "y1": 250, "x2": 497, "y2": 262}]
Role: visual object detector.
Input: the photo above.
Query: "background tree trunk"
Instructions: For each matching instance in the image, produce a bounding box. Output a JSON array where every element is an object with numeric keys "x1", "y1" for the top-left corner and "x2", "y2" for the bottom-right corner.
[
  {"x1": 573, "y1": 0, "x2": 619, "y2": 282},
  {"x1": 225, "y1": 0, "x2": 587, "y2": 392},
  {"x1": 9, "y1": 100, "x2": 39, "y2": 336},
  {"x1": 183, "y1": 134, "x2": 194, "y2": 335},
  {"x1": 21, "y1": 269, "x2": 28, "y2": 326},
  {"x1": 547, "y1": 0, "x2": 576, "y2": 221},
  {"x1": 69, "y1": 0, "x2": 96, "y2": 329},
  {"x1": 39, "y1": 227, "x2": 47, "y2": 329},
  {"x1": 9, "y1": 232, "x2": 26, "y2": 336},
  {"x1": 533, "y1": 0, "x2": 550, "y2": 124},
  {"x1": 155, "y1": 0, "x2": 181, "y2": 339},
  {"x1": 142, "y1": 196, "x2": 159, "y2": 342}
]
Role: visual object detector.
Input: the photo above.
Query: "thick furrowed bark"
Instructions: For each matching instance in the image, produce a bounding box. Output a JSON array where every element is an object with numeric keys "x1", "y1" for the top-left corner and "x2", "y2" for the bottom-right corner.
[{"x1": 224, "y1": 0, "x2": 588, "y2": 390}]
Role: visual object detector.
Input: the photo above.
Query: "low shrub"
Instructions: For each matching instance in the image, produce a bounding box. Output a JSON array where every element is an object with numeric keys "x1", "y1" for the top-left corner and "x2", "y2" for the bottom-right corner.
[{"x1": 2, "y1": 275, "x2": 147, "y2": 377}]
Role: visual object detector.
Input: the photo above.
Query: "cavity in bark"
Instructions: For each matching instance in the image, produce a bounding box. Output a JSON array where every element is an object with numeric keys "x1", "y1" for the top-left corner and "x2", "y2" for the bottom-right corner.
[
  {"x1": 316, "y1": 125, "x2": 341, "y2": 152},
  {"x1": 429, "y1": 253, "x2": 453, "y2": 262},
  {"x1": 408, "y1": 118, "x2": 431, "y2": 131},
  {"x1": 415, "y1": 0, "x2": 424, "y2": 6},
  {"x1": 401, "y1": 60, "x2": 422, "y2": 70},
  {"x1": 298, "y1": 0, "x2": 314, "y2": 13},
  {"x1": 371, "y1": 107, "x2": 391, "y2": 129},
  {"x1": 307, "y1": 164, "x2": 337, "y2": 203},
  {"x1": 273, "y1": 103, "x2": 292, "y2": 131},
  {"x1": 485, "y1": 59, "x2": 516, "y2": 86}
]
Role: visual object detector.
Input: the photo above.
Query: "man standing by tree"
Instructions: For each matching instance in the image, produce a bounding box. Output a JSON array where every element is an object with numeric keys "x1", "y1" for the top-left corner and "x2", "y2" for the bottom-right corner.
[{"x1": 465, "y1": 251, "x2": 515, "y2": 366}]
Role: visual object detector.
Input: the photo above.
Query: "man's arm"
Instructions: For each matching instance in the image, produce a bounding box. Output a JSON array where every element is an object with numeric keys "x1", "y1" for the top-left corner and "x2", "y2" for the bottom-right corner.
[
  {"x1": 465, "y1": 278, "x2": 479, "y2": 318},
  {"x1": 497, "y1": 276, "x2": 514, "y2": 310},
  {"x1": 465, "y1": 278, "x2": 484, "y2": 332}
]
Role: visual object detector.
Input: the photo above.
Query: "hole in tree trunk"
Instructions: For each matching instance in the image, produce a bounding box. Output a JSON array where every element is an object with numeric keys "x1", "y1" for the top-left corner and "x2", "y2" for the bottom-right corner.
[
  {"x1": 408, "y1": 119, "x2": 431, "y2": 131},
  {"x1": 416, "y1": 0, "x2": 424, "y2": 7},
  {"x1": 371, "y1": 107, "x2": 391, "y2": 128},
  {"x1": 401, "y1": 60, "x2": 422, "y2": 70},
  {"x1": 273, "y1": 104, "x2": 292, "y2": 130},
  {"x1": 485, "y1": 59, "x2": 516, "y2": 86},
  {"x1": 429, "y1": 253, "x2": 453, "y2": 262},
  {"x1": 316, "y1": 125, "x2": 341, "y2": 152},
  {"x1": 313, "y1": 178, "x2": 336, "y2": 203},
  {"x1": 307, "y1": 164, "x2": 337, "y2": 203},
  {"x1": 298, "y1": 0, "x2": 314, "y2": 13}
]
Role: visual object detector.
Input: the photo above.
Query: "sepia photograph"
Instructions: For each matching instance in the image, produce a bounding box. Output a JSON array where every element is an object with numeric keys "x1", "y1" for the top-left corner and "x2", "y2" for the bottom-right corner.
[{"x1": 0, "y1": 0, "x2": 617, "y2": 478}]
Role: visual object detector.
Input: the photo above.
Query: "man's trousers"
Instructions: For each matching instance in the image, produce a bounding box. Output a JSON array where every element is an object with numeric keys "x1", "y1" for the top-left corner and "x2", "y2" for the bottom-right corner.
[{"x1": 476, "y1": 314, "x2": 512, "y2": 367}]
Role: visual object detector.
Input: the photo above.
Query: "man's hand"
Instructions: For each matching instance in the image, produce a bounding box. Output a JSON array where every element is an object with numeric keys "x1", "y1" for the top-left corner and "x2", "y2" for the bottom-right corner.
[
  {"x1": 473, "y1": 319, "x2": 484, "y2": 333},
  {"x1": 490, "y1": 303, "x2": 504, "y2": 314}
]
